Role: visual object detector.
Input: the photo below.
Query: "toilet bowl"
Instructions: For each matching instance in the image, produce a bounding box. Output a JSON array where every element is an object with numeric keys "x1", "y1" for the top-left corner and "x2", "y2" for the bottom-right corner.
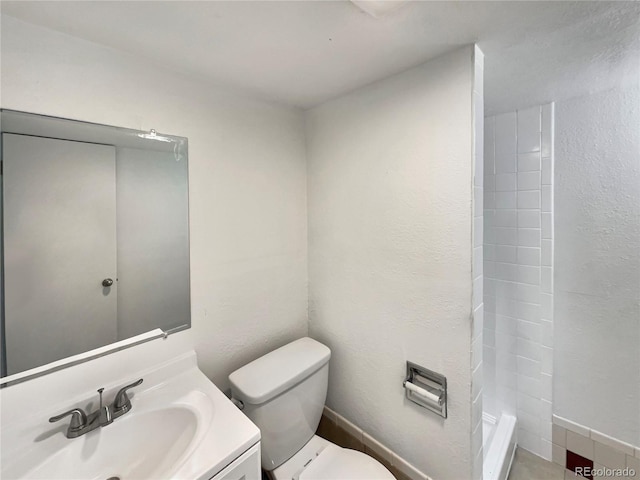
[
  {"x1": 229, "y1": 337, "x2": 395, "y2": 480},
  {"x1": 272, "y1": 435, "x2": 393, "y2": 480}
]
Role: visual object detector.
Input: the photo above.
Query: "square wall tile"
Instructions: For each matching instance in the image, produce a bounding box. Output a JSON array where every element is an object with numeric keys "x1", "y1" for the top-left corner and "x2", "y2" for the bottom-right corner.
[
  {"x1": 495, "y1": 153, "x2": 517, "y2": 174},
  {"x1": 496, "y1": 326, "x2": 518, "y2": 348},
  {"x1": 541, "y1": 319, "x2": 553, "y2": 347},
  {"x1": 485, "y1": 243, "x2": 496, "y2": 261},
  {"x1": 475, "y1": 156, "x2": 484, "y2": 187},
  {"x1": 541, "y1": 402, "x2": 553, "y2": 423},
  {"x1": 485, "y1": 210, "x2": 495, "y2": 229},
  {"x1": 518, "y1": 171, "x2": 541, "y2": 191},
  {"x1": 517, "y1": 106, "x2": 541, "y2": 153},
  {"x1": 518, "y1": 152, "x2": 541, "y2": 172},
  {"x1": 517, "y1": 319, "x2": 542, "y2": 342},
  {"x1": 517, "y1": 337, "x2": 542, "y2": 361},
  {"x1": 518, "y1": 409, "x2": 541, "y2": 435},
  {"x1": 542, "y1": 266, "x2": 553, "y2": 294},
  {"x1": 474, "y1": 187, "x2": 483, "y2": 216},
  {"x1": 496, "y1": 245, "x2": 517, "y2": 263},
  {"x1": 518, "y1": 247, "x2": 541, "y2": 266},
  {"x1": 518, "y1": 302, "x2": 540, "y2": 322},
  {"x1": 485, "y1": 191, "x2": 496, "y2": 209},
  {"x1": 542, "y1": 185, "x2": 552, "y2": 212},
  {"x1": 474, "y1": 216, "x2": 484, "y2": 247},
  {"x1": 542, "y1": 157, "x2": 552, "y2": 185},
  {"x1": 542, "y1": 212, "x2": 553, "y2": 239},
  {"x1": 590, "y1": 430, "x2": 636, "y2": 456},
  {"x1": 495, "y1": 227, "x2": 518, "y2": 246},
  {"x1": 540, "y1": 373, "x2": 552, "y2": 401},
  {"x1": 494, "y1": 209, "x2": 518, "y2": 227},
  {"x1": 472, "y1": 361, "x2": 483, "y2": 400},
  {"x1": 485, "y1": 116, "x2": 495, "y2": 174},
  {"x1": 517, "y1": 355, "x2": 541, "y2": 378},
  {"x1": 519, "y1": 265, "x2": 541, "y2": 285},
  {"x1": 485, "y1": 277, "x2": 496, "y2": 296},
  {"x1": 495, "y1": 112, "x2": 517, "y2": 172},
  {"x1": 594, "y1": 443, "x2": 626, "y2": 469},
  {"x1": 496, "y1": 298, "x2": 518, "y2": 317},
  {"x1": 472, "y1": 414, "x2": 483, "y2": 455},
  {"x1": 474, "y1": 246, "x2": 483, "y2": 275},
  {"x1": 540, "y1": 439, "x2": 553, "y2": 461},
  {"x1": 496, "y1": 262, "x2": 518, "y2": 281},
  {"x1": 485, "y1": 174, "x2": 496, "y2": 191},
  {"x1": 484, "y1": 295, "x2": 496, "y2": 313},
  {"x1": 518, "y1": 392, "x2": 541, "y2": 416},
  {"x1": 542, "y1": 103, "x2": 554, "y2": 158},
  {"x1": 567, "y1": 431, "x2": 594, "y2": 460},
  {"x1": 542, "y1": 239, "x2": 553, "y2": 266},
  {"x1": 518, "y1": 190, "x2": 541, "y2": 209},
  {"x1": 496, "y1": 173, "x2": 517, "y2": 191},
  {"x1": 517, "y1": 375, "x2": 540, "y2": 400},
  {"x1": 496, "y1": 191, "x2": 517, "y2": 209},
  {"x1": 473, "y1": 276, "x2": 483, "y2": 309},
  {"x1": 518, "y1": 228, "x2": 542, "y2": 247},
  {"x1": 541, "y1": 346, "x2": 553, "y2": 374},
  {"x1": 541, "y1": 293, "x2": 553, "y2": 319},
  {"x1": 554, "y1": 424, "x2": 567, "y2": 447},
  {"x1": 519, "y1": 427, "x2": 542, "y2": 455},
  {"x1": 554, "y1": 444, "x2": 567, "y2": 466},
  {"x1": 519, "y1": 210, "x2": 541, "y2": 228},
  {"x1": 496, "y1": 279, "x2": 517, "y2": 299}
]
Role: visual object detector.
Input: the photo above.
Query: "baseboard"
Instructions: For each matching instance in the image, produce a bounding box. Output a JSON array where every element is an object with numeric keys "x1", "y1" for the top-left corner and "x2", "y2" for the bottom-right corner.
[{"x1": 317, "y1": 406, "x2": 432, "y2": 480}]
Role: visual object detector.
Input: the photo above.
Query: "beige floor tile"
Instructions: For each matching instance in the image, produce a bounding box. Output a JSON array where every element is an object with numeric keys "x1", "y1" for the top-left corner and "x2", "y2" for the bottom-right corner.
[{"x1": 509, "y1": 447, "x2": 565, "y2": 480}]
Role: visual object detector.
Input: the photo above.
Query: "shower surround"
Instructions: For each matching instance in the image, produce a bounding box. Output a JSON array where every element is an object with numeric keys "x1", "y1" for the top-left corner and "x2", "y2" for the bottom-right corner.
[{"x1": 483, "y1": 103, "x2": 555, "y2": 461}]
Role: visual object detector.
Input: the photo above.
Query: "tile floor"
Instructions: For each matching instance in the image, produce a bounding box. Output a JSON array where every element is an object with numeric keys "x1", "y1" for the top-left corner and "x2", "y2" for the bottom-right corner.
[{"x1": 509, "y1": 447, "x2": 566, "y2": 480}]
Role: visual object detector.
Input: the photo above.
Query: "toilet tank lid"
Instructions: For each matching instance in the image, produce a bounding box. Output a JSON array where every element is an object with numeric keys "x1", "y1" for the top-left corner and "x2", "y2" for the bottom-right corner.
[{"x1": 229, "y1": 337, "x2": 331, "y2": 405}]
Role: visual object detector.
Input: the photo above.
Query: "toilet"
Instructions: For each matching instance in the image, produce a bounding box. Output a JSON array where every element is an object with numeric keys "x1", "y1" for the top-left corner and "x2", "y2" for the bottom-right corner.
[{"x1": 229, "y1": 337, "x2": 395, "y2": 480}]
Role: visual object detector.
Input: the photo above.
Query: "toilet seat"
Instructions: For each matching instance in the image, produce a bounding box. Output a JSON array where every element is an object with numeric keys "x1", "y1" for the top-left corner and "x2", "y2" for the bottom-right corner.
[
  {"x1": 271, "y1": 436, "x2": 395, "y2": 480},
  {"x1": 299, "y1": 444, "x2": 395, "y2": 480}
]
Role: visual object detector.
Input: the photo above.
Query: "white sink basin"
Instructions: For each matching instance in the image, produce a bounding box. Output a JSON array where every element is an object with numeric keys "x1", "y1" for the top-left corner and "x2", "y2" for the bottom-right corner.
[
  {"x1": 1, "y1": 352, "x2": 260, "y2": 480},
  {"x1": 20, "y1": 407, "x2": 197, "y2": 479}
]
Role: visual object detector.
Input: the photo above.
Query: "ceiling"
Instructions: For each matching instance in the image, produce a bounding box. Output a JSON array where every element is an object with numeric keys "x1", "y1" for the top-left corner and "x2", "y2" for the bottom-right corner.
[{"x1": 2, "y1": 1, "x2": 639, "y2": 113}]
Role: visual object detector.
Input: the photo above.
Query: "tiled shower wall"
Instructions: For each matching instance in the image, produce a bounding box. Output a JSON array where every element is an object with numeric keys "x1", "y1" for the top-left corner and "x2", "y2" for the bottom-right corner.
[
  {"x1": 471, "y1": 46, "x2": 485, "y2": 480},
  {"x1": 483, "y1": 104, "x2": 554, "y2": 460}
]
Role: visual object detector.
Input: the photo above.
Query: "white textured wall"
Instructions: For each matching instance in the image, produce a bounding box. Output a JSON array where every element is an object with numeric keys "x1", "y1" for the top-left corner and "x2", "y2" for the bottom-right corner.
[
  {"x1": 0, "y1": 16, "x2": 308, "y2": 389},
  {"x1": 554, "y1": 84, "x2": 640, "y2": 446},
  {"x1": 307, "y1": 46, "x2": 475, "y2": 480}
]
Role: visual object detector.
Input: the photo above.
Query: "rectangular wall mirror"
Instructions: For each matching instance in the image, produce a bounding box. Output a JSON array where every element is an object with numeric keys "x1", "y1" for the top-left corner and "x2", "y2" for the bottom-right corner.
[{"x1": 0, "y1": 110, "x2": 190, "y2": 380}]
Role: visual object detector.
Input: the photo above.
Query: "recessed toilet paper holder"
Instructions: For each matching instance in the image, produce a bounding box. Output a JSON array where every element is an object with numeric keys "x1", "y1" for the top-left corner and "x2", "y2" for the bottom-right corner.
[{"x1": 403, "y1": 361, "x2": 447, "y2": 418}]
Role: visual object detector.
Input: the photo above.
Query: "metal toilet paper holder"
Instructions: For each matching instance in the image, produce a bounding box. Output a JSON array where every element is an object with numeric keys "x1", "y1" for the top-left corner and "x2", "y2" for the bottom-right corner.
[{"x1": 403, "y1": 361, "x2": 447, "y2": 418}]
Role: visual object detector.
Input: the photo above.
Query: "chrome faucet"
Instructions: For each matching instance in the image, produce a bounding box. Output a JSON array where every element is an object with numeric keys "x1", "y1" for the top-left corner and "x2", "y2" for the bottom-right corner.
[{"x1": 49, "y1": 378, "x2": 143, "y2": 439}]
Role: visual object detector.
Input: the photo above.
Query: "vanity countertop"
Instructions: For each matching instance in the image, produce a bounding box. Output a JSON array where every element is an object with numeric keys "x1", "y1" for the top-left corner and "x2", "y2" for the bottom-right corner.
[{"x1": 0, "y1": 347, "x2": 260, "y2": 480}]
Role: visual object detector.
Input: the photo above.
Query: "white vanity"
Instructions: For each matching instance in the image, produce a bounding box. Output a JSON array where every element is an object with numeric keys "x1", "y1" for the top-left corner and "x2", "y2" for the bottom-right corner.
[{"x1": 0, "y1": 339, "x2": 261, "y2": 480}]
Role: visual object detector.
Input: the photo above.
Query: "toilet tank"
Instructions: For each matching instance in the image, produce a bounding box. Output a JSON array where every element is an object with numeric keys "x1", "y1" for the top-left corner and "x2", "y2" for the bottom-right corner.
[{"x1": 229, "y1": 337, "x2": 331, "y2": 471}]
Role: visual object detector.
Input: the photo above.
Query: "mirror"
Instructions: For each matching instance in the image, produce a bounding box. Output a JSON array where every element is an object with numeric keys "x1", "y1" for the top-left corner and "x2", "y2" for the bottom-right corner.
[{"x1": 0, "y1": 110, "x2": 190, "y2": 380}]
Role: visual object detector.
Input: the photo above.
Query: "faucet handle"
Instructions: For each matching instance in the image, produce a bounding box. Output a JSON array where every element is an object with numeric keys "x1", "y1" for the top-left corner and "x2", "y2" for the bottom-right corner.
[
  {"x1": 49, "y1": 408, "x2": 87, "y2": 432},
  {"x1": 114, "y1": 378, "x2": 143, "y2": 412}
]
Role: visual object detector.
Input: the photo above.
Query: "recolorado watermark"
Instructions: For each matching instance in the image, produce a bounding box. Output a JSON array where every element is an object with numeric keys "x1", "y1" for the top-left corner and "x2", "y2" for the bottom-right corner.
[{"x1": 574, "y1": 466, "x2": 636, "y2": 478}]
